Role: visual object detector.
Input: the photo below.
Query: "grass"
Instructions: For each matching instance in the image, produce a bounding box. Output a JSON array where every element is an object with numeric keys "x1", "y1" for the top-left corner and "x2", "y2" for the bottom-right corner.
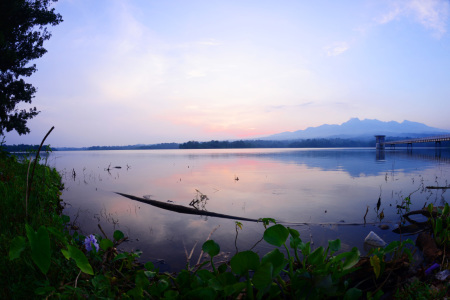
[{"x1": 0, "y1": 149, "x2": 73, "y2": 299}]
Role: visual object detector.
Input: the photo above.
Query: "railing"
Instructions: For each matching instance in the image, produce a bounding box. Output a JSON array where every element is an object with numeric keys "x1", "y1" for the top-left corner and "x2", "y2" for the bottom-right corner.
[{"x1": 384, "y1": 134, "x2": 450, "y2": 145}]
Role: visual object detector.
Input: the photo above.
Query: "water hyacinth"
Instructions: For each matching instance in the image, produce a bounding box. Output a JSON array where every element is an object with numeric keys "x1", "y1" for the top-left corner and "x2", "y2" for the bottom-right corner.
[{"x1": 84, "y1": 234, "x2": 99, "y2": 252}]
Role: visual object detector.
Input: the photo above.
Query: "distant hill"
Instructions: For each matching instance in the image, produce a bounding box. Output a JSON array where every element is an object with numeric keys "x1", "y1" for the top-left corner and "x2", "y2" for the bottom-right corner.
[{"x1": 262, "y1": 118, "x2": 450, "y2": 141}]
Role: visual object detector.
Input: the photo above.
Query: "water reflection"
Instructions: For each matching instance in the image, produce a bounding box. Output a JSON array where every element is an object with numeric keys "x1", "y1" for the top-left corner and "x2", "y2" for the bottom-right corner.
[
  {"x1": 376, "y1": 150, "x2": 385, "y2": 161},
  {"x1": 50, "y1": 148, "x2": 450, "y2": 272},
  {"x1": 189, "y1": 189, "x2": 209, "y2": 211}
]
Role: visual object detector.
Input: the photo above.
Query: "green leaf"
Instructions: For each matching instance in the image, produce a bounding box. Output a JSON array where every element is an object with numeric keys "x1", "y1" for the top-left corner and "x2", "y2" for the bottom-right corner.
[
  {"x1": 235, "y1": 221, "x2": 243, "y2": 230},
  {"x1": 175, "y1": 270, "x2": 191, "y2": 290},
  {"x1": 34, "y1": 285, "x2": 55, "y2": 296},
  {"x1": 315, "y1": 274, "x2": 333, "y2": 290},
  {"x1": 61, "y1": 214, "x2": 70, "y2": 224},
  {"x1": 61, "y1": 249, "x2": 70, "y2": 260},
  {"x1": 135, "y1": 270, "x2": 150, "y2": 289},
  {"x1": 328, "y1": 239, "x2": 341, "y2": 253},
  {"x1": 215, "y1": 272, "x2": 238, "y2": 287},
  {"x1": 100, "y1": 238, "x2": 114, "y2": 250},
  {"x1": 157, "y1": 279, "x2": 170, "y2": 293},
  {"x1": 436, "y1": 218, "x2": 443, "y2": 235},
  {"x1": 288, "y1": 227, "x2": 300, "y2": 238},
  {"x1": 252, "y1": 263, "x2": 273, "y2": 291},
  {"x1": 230, "y1": 251, "x2": 260, "y2": 276},
  {"x1": 208, "y1": 273, "x2": 238, "y2": 292},
  {"x1": 344, "y1": 287, "x2": 363, "y2": 300},
  {"x1": 197, "y1": 269, "x2": 214, "y2": 283},
  {"x1": 263, "y1": 224, "x2": 289, "y2": 247},
  {"x1": 290, "y1": 236, "x2": 302, "y2": 250},
  {"x1": 186, "y1": 287, "x2": 217, "y2": 300},
  {"x1": 443, "y1": 203, "x2": 449, "y2": 216},
  {"x1": 202, "y1": 240, "x2": 220, "y2": 257},
  {"x1": 47, "y1": 227, "x2": 68, "y2": 246},
  {"x1": 218, "y1": 263, "x2": 228, "y2": 274},
  {"x1": 113, "y1": 230, "x2": 125, "y2": 241},
  {"x1": 92, "y1": 275, "x2": 110, "y2": 291},
  {"x1": 307, "y1": 246, "x2": 324, "y2": 266},
  {"x1": 144, "y1": 270, "x2": 156, "y2": 278},
  {"x1": 299, "y1": 241, "x2": 311, "y2": 256},
  {"x1": 66, "y1": 245, "x2": 94, "y2": 275},
  {"x1": 224, "y1": 282, "x2": 246, "y2": 297},
  {"x1": 334, "y1": 247, "x2": 360, "y2": 270},
  {"x1": 112, "y1": 253, "x2": 129, "y2": 261},
  {"x1": 9, "y1": 236, "x2": 26, "y2": 260},
  {"x1": 428, "y1": 203, "x2": 434, "y2": 215},
  {"x1": 367, "y1": 290, "x2": 384, "y2": 300},
  {"x1": 26, "y1": 224, "x2": 51, "y2": 275},
  {"x1": 261, "y1": 248, "x2": 286, "y2": 276},
  {"x1": 164, "y1": 290, "x2": 180, "y2": 299},
  {"x1": 370, "y1": 255, "x2": 381, "y2": 279},
  {"x1": 384, "y1": 241, "x2": 399, "y2": 253},
  {"x1": 128, "y1": 286, "x2": 144, "y2": 298},
  {"x1": 258, "y1": 218, "x2": 277, "y2": 228},
  {"x1": 145, "y1": 261, "x2": 155, "y2": 271}
]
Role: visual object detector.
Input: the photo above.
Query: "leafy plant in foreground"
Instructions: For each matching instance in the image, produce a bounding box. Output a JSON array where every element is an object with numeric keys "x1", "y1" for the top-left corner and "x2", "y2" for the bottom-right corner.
[
  {"x1": 428, "y1": 203, "x2": 450, "y2": 248},
  {"x1": 368, "y1": 239, "x2": 414, "y2": 280}
]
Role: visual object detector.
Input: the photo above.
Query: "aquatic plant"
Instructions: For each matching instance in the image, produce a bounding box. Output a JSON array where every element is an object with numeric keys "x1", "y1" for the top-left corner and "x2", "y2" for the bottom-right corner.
[
  {"x1": 84, "y1": 234, "x2": 99, "y2": 252},
  {"x1": 428, "y1": 202, "x2": 450, "y2": 248}
]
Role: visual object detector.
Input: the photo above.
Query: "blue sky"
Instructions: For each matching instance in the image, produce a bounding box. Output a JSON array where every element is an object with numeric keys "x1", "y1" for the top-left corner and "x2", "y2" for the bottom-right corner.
[{"x1": 4, "y1": 0, "x2": 450, "y2": 147}]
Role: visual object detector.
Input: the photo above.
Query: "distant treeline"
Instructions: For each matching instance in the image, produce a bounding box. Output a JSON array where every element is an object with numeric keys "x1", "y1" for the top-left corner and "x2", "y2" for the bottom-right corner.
[
  {"x1": 179, "y1": 139, "x2": 374, "y2": 149},
  {"x1": 86, "y1": 143, "x2": 179, "y2": 150},
  {"x1": 5, "y1": 139, "x2": 448, "y2": 152},
  {"x1": 2, "y1": 144, "x2": 53, "y2": 152}
]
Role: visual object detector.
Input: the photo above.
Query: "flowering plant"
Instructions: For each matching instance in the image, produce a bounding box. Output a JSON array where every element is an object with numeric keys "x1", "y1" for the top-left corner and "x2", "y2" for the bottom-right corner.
[{"x1": 84, "y1": 234, "x2": 99, "y2": 252}]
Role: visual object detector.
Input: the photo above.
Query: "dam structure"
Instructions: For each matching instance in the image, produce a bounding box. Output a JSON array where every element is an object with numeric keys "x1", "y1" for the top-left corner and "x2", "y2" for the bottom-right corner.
[{"x1": 375, "y1": 134, "x2": 450, "y2": 149}]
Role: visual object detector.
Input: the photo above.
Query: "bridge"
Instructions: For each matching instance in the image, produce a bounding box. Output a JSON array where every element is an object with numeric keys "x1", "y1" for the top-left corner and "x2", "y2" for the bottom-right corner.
[{"x1": 375, "y1": 134, "x2": 450, "y2": 149}]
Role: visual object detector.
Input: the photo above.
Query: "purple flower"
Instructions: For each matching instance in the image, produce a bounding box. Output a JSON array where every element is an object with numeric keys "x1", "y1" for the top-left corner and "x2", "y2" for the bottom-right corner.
[{"x1": 84, "y1": 234, "x2": 99, "y2": 252}]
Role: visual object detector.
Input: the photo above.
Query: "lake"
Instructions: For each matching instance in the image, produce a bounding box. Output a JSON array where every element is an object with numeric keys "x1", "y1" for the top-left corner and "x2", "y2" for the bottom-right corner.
[{"x1": 49, "y1": 148, "x2": 450, "y2": 272}]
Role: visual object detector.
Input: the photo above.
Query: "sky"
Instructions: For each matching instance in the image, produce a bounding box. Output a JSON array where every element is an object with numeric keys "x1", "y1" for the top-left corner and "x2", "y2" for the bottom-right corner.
[{"x1": 4, "y1": 0, "x2": 450, "y2": 147}]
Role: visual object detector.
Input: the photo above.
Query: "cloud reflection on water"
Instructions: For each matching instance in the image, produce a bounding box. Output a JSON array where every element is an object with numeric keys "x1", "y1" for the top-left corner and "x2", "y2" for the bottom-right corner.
[{"x1": 52, "y1": 148, "x2": 450, "y2": 272}]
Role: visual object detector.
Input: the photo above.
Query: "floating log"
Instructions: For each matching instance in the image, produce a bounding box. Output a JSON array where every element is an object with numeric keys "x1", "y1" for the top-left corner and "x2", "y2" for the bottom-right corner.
[
  {"x1": 116, "y1": 192, "x2": 395, "y2": 227},
  {"x1": 115, "y1": 192, "x2": 259, "y2": 222},
  {"x1": 426, "y1": 186, "x2": 450, "y2": 189}
]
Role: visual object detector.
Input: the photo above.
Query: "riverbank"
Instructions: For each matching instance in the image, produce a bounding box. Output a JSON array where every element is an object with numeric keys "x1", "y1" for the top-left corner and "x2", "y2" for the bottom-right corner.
[{"x1": 1, "y1": 149, "x2": 448, "y2": 299}]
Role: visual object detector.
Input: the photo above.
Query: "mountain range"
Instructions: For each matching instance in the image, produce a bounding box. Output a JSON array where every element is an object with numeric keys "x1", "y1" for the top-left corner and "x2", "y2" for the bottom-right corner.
[{"x1": 262, "y1": 118, "x2": 450, "y2": 141}]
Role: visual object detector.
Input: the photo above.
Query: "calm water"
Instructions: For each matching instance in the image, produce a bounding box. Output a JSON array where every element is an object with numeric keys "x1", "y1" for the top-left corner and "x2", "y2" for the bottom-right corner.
[{"x1": 49, "y1": 148, "x2": 450, "y2": 271}]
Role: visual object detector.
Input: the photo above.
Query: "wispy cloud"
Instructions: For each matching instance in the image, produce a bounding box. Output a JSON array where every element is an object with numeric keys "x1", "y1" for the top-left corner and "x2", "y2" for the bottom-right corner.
[
  {"x1": 324, "y1": 42, "x2": 349, "y2": 56},
  {"x1": 266, "y1": 102, "x2": 314, "y2": 111},
  {"x1": 198, "y1": 39, "x2": 222, "y2": 46},
  {"x1": 377, "y1": 0, "x2": 449, "y2": 38}
]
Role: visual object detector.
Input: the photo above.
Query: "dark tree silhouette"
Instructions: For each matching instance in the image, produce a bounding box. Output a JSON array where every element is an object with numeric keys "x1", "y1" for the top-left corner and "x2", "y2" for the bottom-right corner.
[{"x1": 0, "y1": 0, "x2": 62, "y2": 135}]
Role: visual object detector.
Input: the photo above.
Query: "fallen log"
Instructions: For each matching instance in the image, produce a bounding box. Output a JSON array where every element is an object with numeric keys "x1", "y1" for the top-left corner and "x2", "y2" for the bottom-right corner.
[
  {"x1": 115, "y1": 192, "x2": 260, "y2": 222},
  {"x1": 116, "y1": 192, "x2": 395, "y2": 227},
  {"x1": 426, "y1": 186, "x2": 450, "y2": 189}
]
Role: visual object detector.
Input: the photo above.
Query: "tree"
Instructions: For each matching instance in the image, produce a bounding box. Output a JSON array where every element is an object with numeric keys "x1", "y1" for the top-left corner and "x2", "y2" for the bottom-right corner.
[{"x1": 0, "y1": 0, "x2": 62, "y2": 135}]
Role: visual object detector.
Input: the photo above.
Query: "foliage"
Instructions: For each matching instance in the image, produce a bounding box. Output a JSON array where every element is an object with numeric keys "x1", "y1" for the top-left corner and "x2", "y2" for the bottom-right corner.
[
  {"x1": 1, "y1": 143, "x2": 53, "y2": 152},
  {"x1": 394, "y1": 278, "x2": 448, "y2": 299},
  {"x1": 0, "y1": 147, "x2": 66, "y2": 298},
  {"x1": 179, "y1": 138, "x2": 374, "y2": 149},
  {"x1": 428, "y1": 203, "x2": 450, "y2": 248},
  {"x1": 0, "y1": 0, "x2": 62, "y2": 135},
  {"x1": 368, "y1": 239, "x2": 414, "y2": 279}
]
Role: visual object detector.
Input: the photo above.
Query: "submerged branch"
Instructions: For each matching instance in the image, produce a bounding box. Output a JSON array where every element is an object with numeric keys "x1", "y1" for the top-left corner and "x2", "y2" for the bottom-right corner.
[
  {"x1": 115, "y1": 192, "x2": 259, "y2": 222},
  {"x1": 115, "y1": 192, "x2": 395, "y2": 227}
]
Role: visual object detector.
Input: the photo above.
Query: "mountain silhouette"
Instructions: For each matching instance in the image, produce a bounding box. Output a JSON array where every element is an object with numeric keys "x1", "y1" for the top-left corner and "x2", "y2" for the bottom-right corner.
[{"x1": 263, "y1": 118, "x2": 450, "y2": 140}]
